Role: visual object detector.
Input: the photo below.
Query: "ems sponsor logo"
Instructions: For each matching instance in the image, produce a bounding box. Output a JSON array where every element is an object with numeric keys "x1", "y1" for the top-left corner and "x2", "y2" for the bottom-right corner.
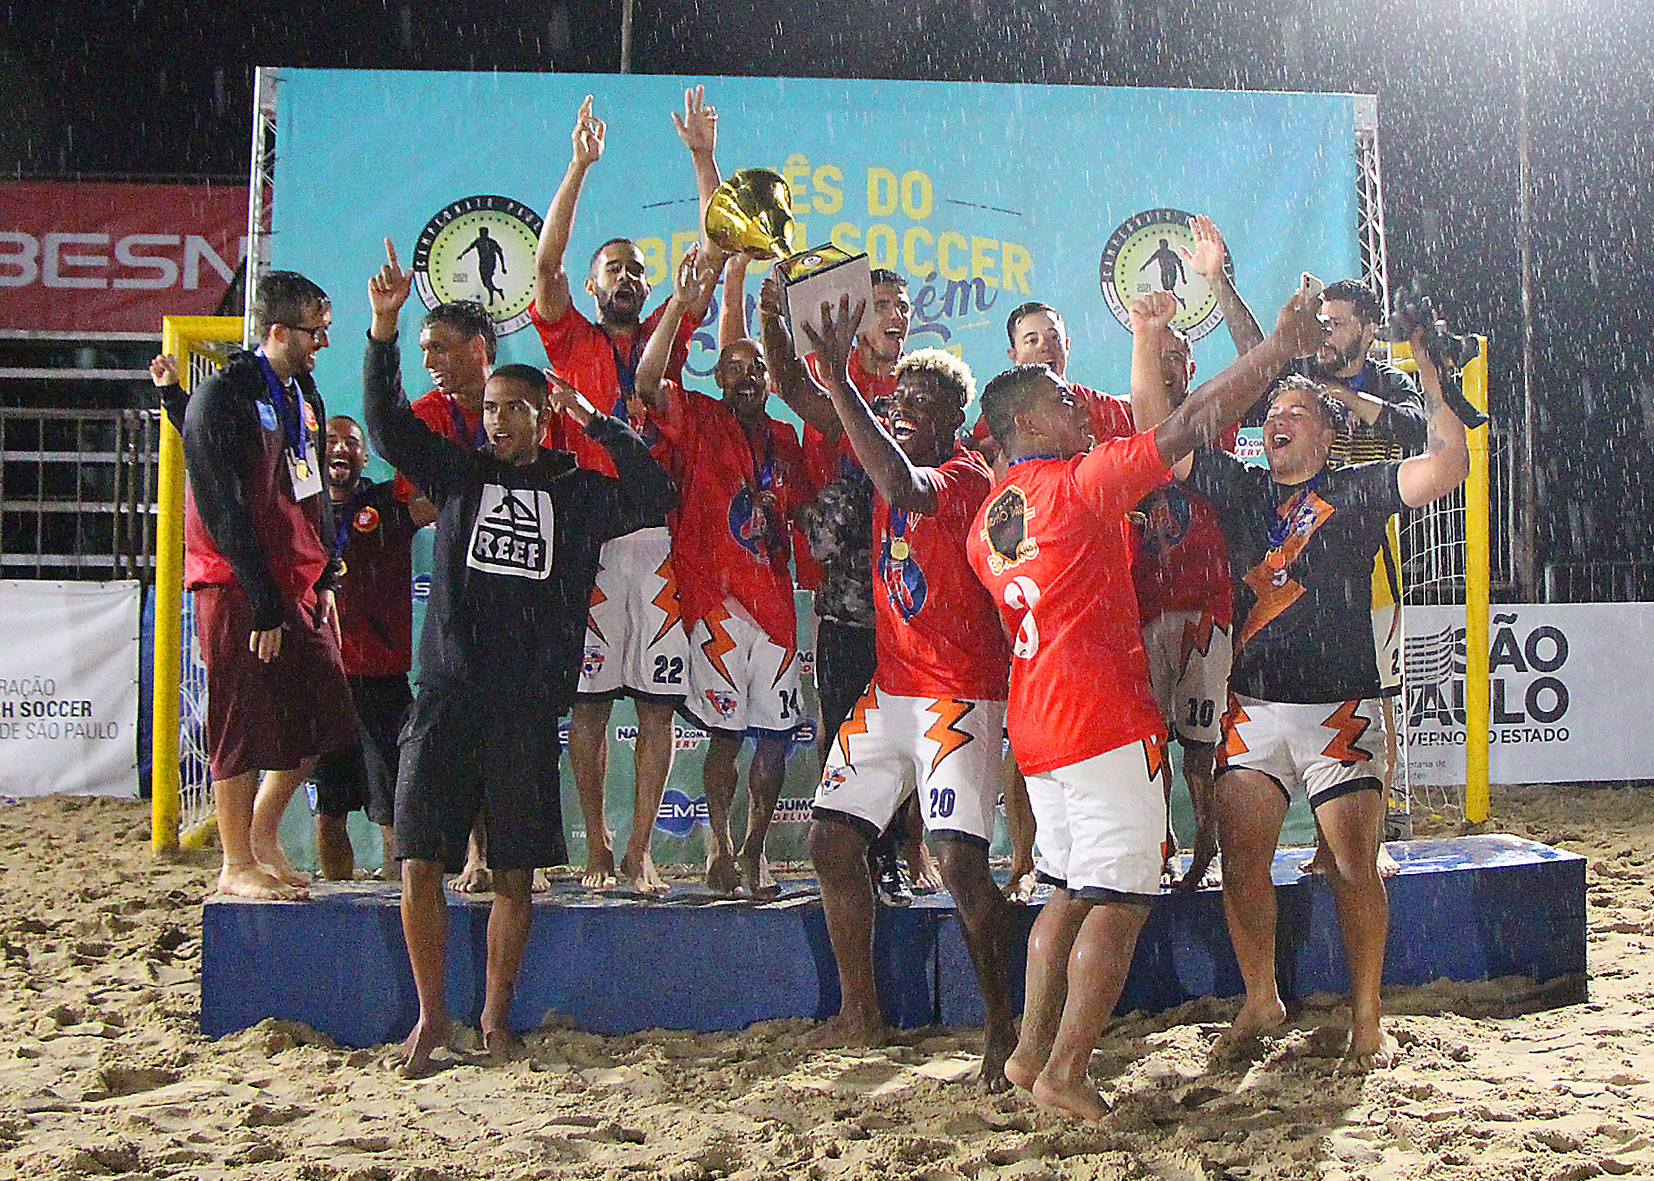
[
  {"x1": 581, "y1": 646, "x2": 605, "y2": 679},
  {"x1": 1405, "y1": 613, "x2": 1572, "y2": 748},
  {"x1": 772, "y1": 797, "x2": 816, "y2": 825},
  {"x1": 614, "y1": 723, "x2": 710, "y2": 752},
  {"x1": 703, "y1": 687, "x2": 739, "y2": 719},
  {"x1": 466, "y1": 485, "x2": 553, "y2": 579},
  {"x1": 411, "y1": 195, "x2": 543, "y2": 336},
  {"x1": 654, "y1": 788, "x2": 710, "y2": 838},
  {"x1": 1097, "y1": 208, "x2": 1227, "y2": 342}
]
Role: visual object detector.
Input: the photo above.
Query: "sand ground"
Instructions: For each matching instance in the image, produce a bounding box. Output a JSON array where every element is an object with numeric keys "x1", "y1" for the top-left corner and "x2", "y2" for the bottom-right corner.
[{"x1": 0, "y1": 784, "x2": 1648, "y2": 1181}]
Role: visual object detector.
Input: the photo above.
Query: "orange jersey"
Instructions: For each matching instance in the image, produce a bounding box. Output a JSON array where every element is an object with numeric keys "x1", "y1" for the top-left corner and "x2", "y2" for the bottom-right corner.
[
  {"x1": 967, "y1": 432, "x2": 1171, "y2": 774},
  {"x1": 872, "y1": 445, "x2": 1009, "y2": 701}
]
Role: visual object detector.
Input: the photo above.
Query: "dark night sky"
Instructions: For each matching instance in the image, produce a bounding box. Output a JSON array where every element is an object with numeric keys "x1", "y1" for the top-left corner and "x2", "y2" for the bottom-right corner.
[{"x1": 4, "y1": 0, "x2": 1650, "y2": 578}]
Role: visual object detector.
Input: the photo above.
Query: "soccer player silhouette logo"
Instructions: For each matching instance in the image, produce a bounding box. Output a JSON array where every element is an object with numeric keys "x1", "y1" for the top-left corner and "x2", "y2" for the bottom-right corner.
[
  {"x1": 457, "y1": 226, "x2": 507, "y2": 305},
  {"x1": 1139, "y1": 237, "x2": 1187, "y2": 308}
]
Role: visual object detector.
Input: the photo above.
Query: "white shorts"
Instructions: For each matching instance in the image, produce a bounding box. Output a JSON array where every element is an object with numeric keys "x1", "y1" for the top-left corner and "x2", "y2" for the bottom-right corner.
[
  {"x1": 1141, "y1": 611, "x2": 1232, "y2": 746},
  {"x1": 1024, "y1": 737, "x2": 1168, "y2": 903},
  {"x1": 1219, "y1": 695, "x2": 1385, "y2": 809},
  {"x1": 577, "y1": 526, "x2": 691, "y2": 699},
  {"x1": 685, "y1": 597, "x2": 804, "y2": 735},
  {"x1": 813, "y1": 689, "x2": 1007, "y2": 846}
]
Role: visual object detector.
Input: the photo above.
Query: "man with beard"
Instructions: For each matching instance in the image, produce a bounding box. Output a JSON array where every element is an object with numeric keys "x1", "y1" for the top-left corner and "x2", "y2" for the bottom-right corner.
[
  {"x1": 636, "y1": 248, "x2": 816, "y2": 898},
  {"x1": 967, "y1": 290, "x2": 1326, "y2": 1120},
  {"x1": 802, "y1": 298, "x2": 1016, "y2": 1091},
  {"x1": 170, "y1": 270, "x2": 355, "y2": 900},
  {"x1": 311, "y1": 416, "x2": 433, "y2": 880},
  {"x1": 528, "y1": 89, "x2": 720, "y2": 895},
  {"x1": 365, "y1": 243, "x2": 675, "y2": 1076}
]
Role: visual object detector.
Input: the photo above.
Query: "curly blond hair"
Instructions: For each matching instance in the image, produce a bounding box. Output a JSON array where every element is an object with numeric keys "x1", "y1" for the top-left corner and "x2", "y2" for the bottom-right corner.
[{"x1": 893, "y1": 348, "x2": 975, "y2": 409}]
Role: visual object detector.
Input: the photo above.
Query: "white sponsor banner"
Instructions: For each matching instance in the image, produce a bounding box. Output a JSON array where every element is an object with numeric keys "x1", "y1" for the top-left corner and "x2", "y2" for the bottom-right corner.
[
  {"x1": 1403, "y1": 602, "x2": 1654, "y2": 786},
  {"x1": 0, "y1": 581, "x2": 140, "y2": 797}
]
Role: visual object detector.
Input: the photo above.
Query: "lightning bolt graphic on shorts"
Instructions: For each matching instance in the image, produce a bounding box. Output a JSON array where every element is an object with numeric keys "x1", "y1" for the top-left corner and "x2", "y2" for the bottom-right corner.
[
  {"x1": 585, "y1": 572, "x2": 608, "y2": 644},
  {"x1": 1220, "y1": 694, "x2": 1249, "y2": 763},
  {"x1": 1180, "y1": 613, "x2": 1217, "y2": 665},
  {"x1": 699, "y1": 606, "x2": 738, "y2": 689},
  {"x1": 771, "y1": 647, "x2": 795, "y2": 688},
  {"x1": 649, "y1": 556, "x2": 684, "y2": 646},
  {"x1": 923, "y1": 698, "x2": 976, "y2": 774},
  {"x1": 1142, "y1": 733, "x2": 1168, "y2": 785},
  {"x1": 1319, "y1": 700, "x2": 1375, "y2": 765},
  {"x1": 836, "y1": 686, "x2": 877, "y2": 766}
]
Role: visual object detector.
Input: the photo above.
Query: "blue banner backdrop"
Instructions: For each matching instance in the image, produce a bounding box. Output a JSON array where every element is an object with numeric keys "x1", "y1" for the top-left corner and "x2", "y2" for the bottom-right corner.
[{"x1": 271, "y1": 71, "x2": 1359, "y2": 866}]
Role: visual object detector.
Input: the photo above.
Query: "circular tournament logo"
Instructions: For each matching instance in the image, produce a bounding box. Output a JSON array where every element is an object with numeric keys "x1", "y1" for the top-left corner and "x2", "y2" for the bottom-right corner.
[
  {"x1": 1098, "y1": 208, "x2": 1232, "y2": 341},
  {"x1": 412, "y1": 195, "x2": 544, "y2": 336}
]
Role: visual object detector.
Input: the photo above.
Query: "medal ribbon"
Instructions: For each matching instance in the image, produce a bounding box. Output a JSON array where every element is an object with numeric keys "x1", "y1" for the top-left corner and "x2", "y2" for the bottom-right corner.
[
  {"x1": 447, "y1": 398, "x2": 485, "y2": 449},
  {"x1": 255, "y1": 350, "x2": 307, "y2": 462}
]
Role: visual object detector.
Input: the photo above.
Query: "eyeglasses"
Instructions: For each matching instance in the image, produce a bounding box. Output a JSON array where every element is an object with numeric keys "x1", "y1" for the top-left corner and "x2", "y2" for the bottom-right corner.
[{"x1": 281, "y1": 322, "x2": 330, "y2": 343}]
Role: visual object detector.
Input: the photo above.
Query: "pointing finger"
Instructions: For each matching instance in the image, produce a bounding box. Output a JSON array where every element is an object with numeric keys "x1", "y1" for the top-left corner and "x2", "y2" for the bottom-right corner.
[{"x1": 384, "y1": 238, "x2": 400, "y2": 271}]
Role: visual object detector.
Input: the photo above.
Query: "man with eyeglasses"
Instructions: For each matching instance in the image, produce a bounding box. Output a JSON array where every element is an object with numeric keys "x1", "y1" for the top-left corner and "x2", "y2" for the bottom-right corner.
[{"x1": 168, "y1": 270, "x2": 355, "y2": 900}]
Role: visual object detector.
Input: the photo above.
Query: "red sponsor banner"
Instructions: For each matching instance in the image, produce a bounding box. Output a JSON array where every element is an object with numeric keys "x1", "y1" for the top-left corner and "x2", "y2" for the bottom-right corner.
[{"x1": 0, "y1": 181, "x2": 247, "y2": 334}]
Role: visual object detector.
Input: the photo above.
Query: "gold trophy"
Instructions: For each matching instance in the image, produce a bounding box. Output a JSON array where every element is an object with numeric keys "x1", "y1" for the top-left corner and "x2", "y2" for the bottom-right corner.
[{"x1": 704, "y1": 168, "x2": 795, "y2": 259}]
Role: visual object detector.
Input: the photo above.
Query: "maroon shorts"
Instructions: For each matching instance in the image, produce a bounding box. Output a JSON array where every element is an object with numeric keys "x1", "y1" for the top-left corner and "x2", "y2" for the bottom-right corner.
[{"x1": 195, "y1": 584, "x2": 355, "y2": 781}]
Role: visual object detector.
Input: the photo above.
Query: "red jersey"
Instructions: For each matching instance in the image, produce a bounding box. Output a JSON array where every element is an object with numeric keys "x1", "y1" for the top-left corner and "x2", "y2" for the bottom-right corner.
[
  {"x1": 967, "y1": 433, "x2": 1171, "y2": 774},
  {"x1": 872, "y1": 446, "x2": 1009, "y2": 701},
  {"x1": 653, "y1": 381, "x2": 814, "y2": 648},
  {"x1": 330, "y1": 478, "x2": 419, "y2": 677},
  {"x1": 802, "y1": 349, "x2": 898, "y2": 489},
  {"x1": 393, "y1": 388, "x2": 484, "y2": 501},
  {"x1": 529, "y1": 298, "x2": 697, "y2": 476},
  {"x1": 1130, "y1": 482, "x2": 1233, "y2": 625}
]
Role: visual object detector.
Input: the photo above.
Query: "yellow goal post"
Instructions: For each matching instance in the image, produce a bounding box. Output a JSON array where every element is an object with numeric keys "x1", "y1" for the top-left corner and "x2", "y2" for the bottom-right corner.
[
  {"x1": 151, "y1": 315, "x2": 245, "y2": 854},
  {"x1": 1388, "y1": 335, "x2": 1492, "y2": 826}
]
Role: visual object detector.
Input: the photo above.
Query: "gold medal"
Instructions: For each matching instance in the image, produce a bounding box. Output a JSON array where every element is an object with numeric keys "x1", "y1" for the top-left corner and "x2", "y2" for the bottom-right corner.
[
  {"x1": 336, "y1": 559, "x2": 348, "y2": 577},
  {"x1": 890, "y1": 539, "x2": 910, "y2": 561},
  {"x1": 294, "y1": 458, "x2": 310, "y2": 481}
]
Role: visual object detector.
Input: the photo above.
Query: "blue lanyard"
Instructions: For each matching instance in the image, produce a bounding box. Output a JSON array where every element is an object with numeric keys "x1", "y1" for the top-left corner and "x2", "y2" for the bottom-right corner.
[
  {"x1": 1008, "y1": 452, "x2": 1061, "y2": 467},
  {"x1": 447, "y1": 398, "x2": 485, "y2": 449},
  {"x1": 255, "y1": 350, "x2": 306, "y2": 458},
  {"x1": 608, "y1": 332, "x2": 641, "y2": 415}
]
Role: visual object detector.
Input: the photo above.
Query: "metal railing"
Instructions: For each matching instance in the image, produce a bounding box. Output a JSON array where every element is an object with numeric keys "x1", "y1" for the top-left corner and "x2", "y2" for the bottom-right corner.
[{"x1": 0, "y1": 407, "x2": 162, "y2": 580}]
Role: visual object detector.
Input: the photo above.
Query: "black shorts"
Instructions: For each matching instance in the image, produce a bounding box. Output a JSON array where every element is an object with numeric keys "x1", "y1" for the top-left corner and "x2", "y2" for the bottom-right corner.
[
  {"x1": 815, "y1": 618, "x2": 877, "y2": 743},
  {"x1": 394, "y1": 685, "x2": 567, "y2": 873},
  {"x1": 311, "y1": 674, "x2": 412, "y2": 825}
]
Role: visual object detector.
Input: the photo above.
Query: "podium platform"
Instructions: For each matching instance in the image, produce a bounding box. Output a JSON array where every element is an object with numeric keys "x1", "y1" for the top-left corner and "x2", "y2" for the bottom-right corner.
[{"x1": 201, "y1": 835, "x2": 1586, "y2": 1047}]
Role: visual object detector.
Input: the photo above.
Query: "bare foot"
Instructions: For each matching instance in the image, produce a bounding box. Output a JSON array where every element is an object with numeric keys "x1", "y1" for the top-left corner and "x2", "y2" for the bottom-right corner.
[
  {"x1": 706, "y1": 853, "x2": 741, "y2": 896},
  {"x1": 482, "y1": 1024, "x2": 523, "y2": 1062},
  {"x1": 582, "y1": 847, "x2": 616, "y2": 890},
  {"x1": 738, "y1": 849, "x2": 782, "y2": 900},
  {"x1": 1001, "y1": 869, "x2": 1038, "y2": 904},
  {"x1": 531, "y1": 868, "x2": 554, "y2": 893},
  {"x1": 1213, "y1": 996, "x2": 1287, "y2": 1061},
  {"x1": 619, "y1": 849, "x2": 669, "y2": 896},
  {"x1": 1002, "y1": 1050, "x2": 1044, "y2": 1093},
  {"x1": 397, "y1": 1015, "x2": 451, "y2": 1078},
  {"x1": 1031, "y1": 1073, "x2": 1110, "y2": 1121},
  {"x1": 1339, "y1": 1020, "x2": 1394, "y2": 1073},
  {"x1": 217, "y1": 863, "x2": 305, "y2": 900},
  {"x1": 907, "y1": 842, "x2": 943, "y2": 894},
  {"x1": 807, "y1": 1013, "x2": 890, "y2": 1049},
  {"x1": 451, "y1": 860, "x2": 492, "y2": 893},
  {"x1": 252, "y1": 842, "x2": 310, "y2": 888},
  {"x1": 982, "y1": 1020, "x2": 1017, "y2": 1093},
  {"x1": 1376, "y1": 843, "x2": 1401, "y2": 877},
  {"x1": 1299, "y1": 844, "x2": 1334, "y2": 876}
]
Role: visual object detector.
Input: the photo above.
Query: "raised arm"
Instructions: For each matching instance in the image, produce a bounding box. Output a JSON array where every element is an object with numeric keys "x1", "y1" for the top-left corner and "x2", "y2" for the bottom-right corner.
[
  {"x1": 548, "y1": 371, "x2": 678, "y2": 534},
  {"x1": 803, "y1": 295, "x2": 938, "y2": 514},
  {"x1": 635, "y1": 245, "x2": 718, "y2": 415},
  {"x1": 1156, "y1": 288, "x2": 1328, "y2": 474},
  {"x1": 1395, "y1": 324, "x2": 1471, "y2": 508},
  {"x1": 1325, "y1": 370, "x2": 1429, "y2": 449},
  {"x1": 533, "y1": 95, "x2": 605, "y2": 324},
  {"x1": 1181, "y1": 215, "x2": 1264, "y2": 357},
  {"x1": 1128, "y1": 291, "x2": 1179, "y2": 435},
  {"x1": 720, "y1": 255, "x2": 751, "y2": 349},
  {"x1": 759, "y1": 273, "x2": 842, "y2": 438},
  {"x1": 672, "y1": 85, "x2": 722, "y2": 254},
  {"x1": 364, "y1": 241, "x2": 463, "y2": 492}
]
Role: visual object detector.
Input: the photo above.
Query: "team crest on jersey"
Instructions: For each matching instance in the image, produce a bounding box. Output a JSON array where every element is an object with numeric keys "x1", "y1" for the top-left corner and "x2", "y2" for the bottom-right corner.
[
  {"x1": 819, "y1": 765, "x2": 847, "y2": 795},
  {"x1": 1138, "y1": 486, "x2": 1192, "y2": 556},
  {"x1": 353, "y1": 505, "x2": 380, "y2": 533},
  {"x1": 878, "y1": 540, "x2": 928, "y2": 621},
  {"x1": 411, "y1": 195, "x2": 545, "y2": 336},
  {"x1": 466, "y1": 484, "x2": 554, "y2": 580},
  {"x1": 581, "y1": 645, "x2": 606, "y2": 679},
  {"x1": 728, "y1": 487, "x2": 769, "y2": 556},
  {"x1": 703, "y1": 687, "x2": 739, "y2": 719},
  {"x1": 982, "y1": 486, "x2": 1039, "y2": 576},
  {"x1": 1098, "y1": 207, "x2": 1228, "y2": 342}
]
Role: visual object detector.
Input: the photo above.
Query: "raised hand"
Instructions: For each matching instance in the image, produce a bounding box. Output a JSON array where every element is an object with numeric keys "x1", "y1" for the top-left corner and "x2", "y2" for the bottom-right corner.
[
  {"x1": 572, "y1": 94, "x2": 605, "y2": 168},
  {"x1": 368, "y1": 238, "x2": 413, "y2": 325},
  {"x1": 1128, "y1": 290, "x2": 1179, "y2": 336},
  {"x1": 673, "y1": 243, "x2": 718, "y2": 305},
  {"x1": 672, "y1": 84, "x2": 717, "y2": 155},
  {"x1": 1274, "y1": 287, "x2": 1328, "y2": 356},
  {"x1": 149, "y1": 353, "x2": 180, "y2": 387},
  {"x1": 1178, "y1": 214, "x2": 1229, "y2": 282},
  {"x1": 800, "y1": 293, "x2": 866, "y2": 386},
  {"x1": 543, "y1": 369, "x2": 597, "y2": 426},
  {"x1": 758, "y1": 273, "x2": 785, "y2": 319}
]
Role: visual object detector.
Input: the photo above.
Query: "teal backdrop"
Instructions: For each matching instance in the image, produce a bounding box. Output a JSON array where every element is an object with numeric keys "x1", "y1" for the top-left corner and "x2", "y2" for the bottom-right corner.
[{"x1": 271, "y1": 71, "x2": 1359, "y2": 866}]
